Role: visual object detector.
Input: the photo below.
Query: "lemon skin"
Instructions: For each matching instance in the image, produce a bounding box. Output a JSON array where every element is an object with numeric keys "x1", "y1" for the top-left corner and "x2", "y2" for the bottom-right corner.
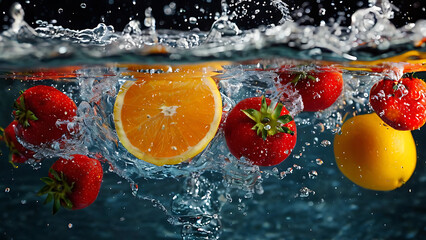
[{"x1": 334, "y1": 113, "x2": 416, "y2": 191}]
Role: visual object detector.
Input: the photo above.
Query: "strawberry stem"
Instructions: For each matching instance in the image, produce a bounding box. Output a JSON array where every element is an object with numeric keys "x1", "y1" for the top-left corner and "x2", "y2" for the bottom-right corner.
[
  {"x1": 2, "y1": 128, "x2": 21, "y2": 168},
  {"x1": 13, "y1": 93, "x2": 38, "y2": 128},
  {"x1": 392, "y1": 80, "x2": 402, "y2": 92},
  {"x1": 38, "y1": 168, "x2": 74, "y2": 215},
  {"x1": 290, "y1": 72, "x2": 316, "y2": 84},
  {"x1": 241, "y1": 96, "x2": 294, "y2": 140}
]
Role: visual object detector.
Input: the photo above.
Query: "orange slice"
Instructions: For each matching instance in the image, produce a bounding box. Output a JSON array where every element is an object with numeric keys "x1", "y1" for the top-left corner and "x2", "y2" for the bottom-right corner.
[{"x1": 113, "y1": 70, "x2": 222, "y2": 166}]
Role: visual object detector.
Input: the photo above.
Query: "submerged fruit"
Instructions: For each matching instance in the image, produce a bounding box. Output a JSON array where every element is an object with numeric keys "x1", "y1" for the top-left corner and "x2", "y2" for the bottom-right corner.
[
  {"x1": 13, "y1": 85, "x2": 78, "y2": 146},
  {"x1": 224, "y1": 96, "x2": 297, "y2": 166},
  {"x1": 334, "y1": 113, "x2": 416, "y2": 191},
  {"x1": 38, "y1": 154, "x2": 103, "y2": 214},
  {"x1": 2, "y1": 120, "x2": 37, "y2": 164},
  {"x1": 113, "y1": 71, "x2": 222, "y2": 166},
  {"x1": 276, "y1": 65, "x2": 343, "y2": 112},
  {"x1": 369, "y1": 76, "x2": 426, "y2": 131}
]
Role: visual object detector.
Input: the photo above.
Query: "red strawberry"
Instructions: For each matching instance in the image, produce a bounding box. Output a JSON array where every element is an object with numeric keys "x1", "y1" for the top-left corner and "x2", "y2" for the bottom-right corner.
[
  {"x1": 13, "y1": 85, "x2": 78, "y2": 146},
  {"x1": 224, "y1": 96, "x2": 297, "y2": 166},
  {"x1": 2, "y1": 120, "x2": 37, "y2": 165},
  {"x1": 276, "y1": 65, "x2": 343, "y2": 112},
  {"x1": 369, "y1": 76, "x2": 426, "y2": 130},
  {"x1": 38, "y1": 154, "x2": 103, "y2": 214}
]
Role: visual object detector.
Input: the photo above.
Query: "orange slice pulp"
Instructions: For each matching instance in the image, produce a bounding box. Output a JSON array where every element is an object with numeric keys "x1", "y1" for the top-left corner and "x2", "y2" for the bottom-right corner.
[{"x1": 113, "y1": 63, "x2": 224, "y2": 166}]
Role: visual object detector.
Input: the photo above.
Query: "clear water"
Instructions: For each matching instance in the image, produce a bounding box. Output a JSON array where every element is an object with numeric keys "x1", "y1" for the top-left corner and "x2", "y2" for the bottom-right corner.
[{"x1": 0, "y1": 1, "x2": 425, "y2": 239}]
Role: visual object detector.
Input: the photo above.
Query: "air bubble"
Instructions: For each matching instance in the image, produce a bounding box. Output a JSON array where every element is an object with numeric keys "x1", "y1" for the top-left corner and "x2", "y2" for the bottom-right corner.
[
  {"x1": 320, "y1": 140, "x2": 331, "y2": 147},
  {"x1": 58, "y1": 46, "x2": 68, "y2": 54},
  {"x1": 80, "y1": 3, "x2": 87, "y2": 9},
  {"x1": 298, "y1": 187, "x2": 315, "y2": 198},
  {"x1": 308, "y1": 170, "x2": 318, "y2": 179}
]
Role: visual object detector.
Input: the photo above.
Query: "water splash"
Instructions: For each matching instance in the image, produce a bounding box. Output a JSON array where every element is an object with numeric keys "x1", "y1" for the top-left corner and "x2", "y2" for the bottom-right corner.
[{"x1": 0, "y1": 0, "x2": 424, "y2": 65}]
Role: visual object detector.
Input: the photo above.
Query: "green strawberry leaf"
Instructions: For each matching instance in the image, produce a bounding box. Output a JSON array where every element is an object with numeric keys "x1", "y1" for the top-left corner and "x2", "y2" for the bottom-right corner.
[
  {"x1": 242, "y1": 109, "x2": 261, "y2": 122},
  {"x1": 272, "y1": 103, "x2": 283, "y2": 120},
  {"x1": 277, "y1": 115, "x2": 293, "y2": 125},
  {"x1": 243, "y1": 96, "x2": 294, "y2": 140}
]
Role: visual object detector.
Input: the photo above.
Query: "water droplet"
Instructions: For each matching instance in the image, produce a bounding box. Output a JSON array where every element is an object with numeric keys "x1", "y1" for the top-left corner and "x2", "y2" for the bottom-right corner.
[
  {"x1": 5, "y1": 188, "x2": 10, "y2": 193},
  {"x1": 316, "y1": 158, "x2": 324, "y2": 165},
  {"x1": 298, "y1": 187, "x2": 315, "y2": 198},
  {"x1": 189, "y1": 17, "x2": 197, "y2": 24},
  {"x1": 68, "y1": 223, "x2": 73, "y2": 228},
  {"x1": 130, "y1": 182, "x2": 139, "y2": 196},
  {"x1": 225, "y1": 193, "x2": 232, "y2": 202},
  {"x1": 293, "y1": 164, "x2": 302, "y2": 170},
  {"x1": 144, "y1": 7, "x2": 156, "y2": 30},
  {"x1": 145, "y1": 7, "x2": 152, "y2": 17},
  {"x1": 308, "y1": 170, "x2": 318, "y2": 179},
  {"x1": 319, "y1": 8, "x2": 326, "y2": 16},
  {"x1": 58, "y1": 46, "x2": 68, "y2": 54},
  {"x1": 164, "y1": 2, "x2": 176, "y2": 16},
  {"x1": 320, "y1": 140, "x2": 331, "y2": 147},
  {"x1": 10, "y1": 3, "x2": 25, "y2": 21}
]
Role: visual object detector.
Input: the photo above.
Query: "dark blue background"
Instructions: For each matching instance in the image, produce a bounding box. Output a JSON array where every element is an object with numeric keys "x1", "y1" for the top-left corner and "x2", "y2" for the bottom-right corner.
[{"x1": 0, "y1": 0, "x2": 424, "y2": 31}]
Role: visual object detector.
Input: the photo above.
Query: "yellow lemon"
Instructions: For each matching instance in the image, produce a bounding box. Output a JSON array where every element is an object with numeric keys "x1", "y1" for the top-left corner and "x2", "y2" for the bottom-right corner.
[{"x1": 334, "y1": 113, "x2": 416, "y2": 191}]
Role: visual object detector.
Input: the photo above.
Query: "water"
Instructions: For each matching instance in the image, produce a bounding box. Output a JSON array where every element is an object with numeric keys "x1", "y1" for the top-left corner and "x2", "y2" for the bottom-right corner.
[{"x1": 0, "y1": 1, "x2": 425, "y2": 239}]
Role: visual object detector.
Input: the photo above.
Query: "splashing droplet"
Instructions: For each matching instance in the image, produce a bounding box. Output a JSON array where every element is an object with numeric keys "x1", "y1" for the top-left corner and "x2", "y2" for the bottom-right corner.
[
  {"x1": 320, "y1": 140, "x2": 331, "y2": 147},
  {"x1": 189, "y1": 17, "x2": 197, "y2": 25},
  {"x1": 10, "y1": 2, "x2": 25, "y2": 22},
  {"x1": 308, "y1": 170, "x2": 318, "y2": 179},
  {"x1": 144, "y1": 7, "x2": 156, "y2": 30},
  {"x1": 316, "y1": 158, "x2": 324, "y2": 165},
  {"x1": 298, "y1": 187, "x2": 315, "y2": 198}
]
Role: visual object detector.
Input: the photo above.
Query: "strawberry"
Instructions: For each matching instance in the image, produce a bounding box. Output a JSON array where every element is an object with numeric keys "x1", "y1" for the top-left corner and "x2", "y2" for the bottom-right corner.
[
  {"x1": 276, "y1": 65, "x2": 343, "y2": 112},
  {"x1": 38, "y1": 154, "x2": 103, "y2": 214},
  {"x1": 2, "y1": 120, "x2": 37, "y2": 165},
  {"x1": 13, "y1": 85, "x2": 78, "y2": 146},
  {"x1": 369, "y1": 75, "x2": 426, "y2": 130},
  {"x1": 224, "y1": 96, "x2": 297, "y2": 166}
]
